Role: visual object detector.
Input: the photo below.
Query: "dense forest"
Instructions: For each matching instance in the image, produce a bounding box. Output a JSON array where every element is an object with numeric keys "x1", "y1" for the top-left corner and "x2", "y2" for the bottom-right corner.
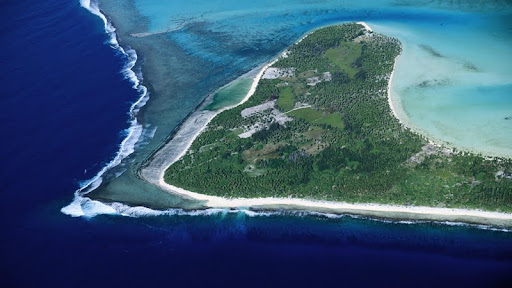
[{"x1": 165, "y1": 23, "x2": 512, "y2": 212}]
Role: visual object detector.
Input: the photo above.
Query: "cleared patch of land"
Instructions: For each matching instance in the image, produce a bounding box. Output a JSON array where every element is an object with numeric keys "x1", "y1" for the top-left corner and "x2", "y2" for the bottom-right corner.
[
  {"x1": 277, "y1": 87, "x2": 294, "y2": 111},
  {"x1": 324, "y1": 42, "x2": 362, "y2": 78}
]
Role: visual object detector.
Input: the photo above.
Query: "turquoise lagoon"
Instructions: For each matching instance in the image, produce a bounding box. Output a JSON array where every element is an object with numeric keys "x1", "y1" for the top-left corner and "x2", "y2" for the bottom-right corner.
[
  {"x1": 372, "y1": 17, "x2": 512, "y2": 157},
  {"x1": 85, "y1": 0, "x2": 512, "y2": 208}
]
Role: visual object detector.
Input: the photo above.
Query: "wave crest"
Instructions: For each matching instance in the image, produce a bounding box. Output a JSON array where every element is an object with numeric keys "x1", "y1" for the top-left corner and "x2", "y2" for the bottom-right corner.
[
  {"x1": 61, "y1": 195, "x2": 511, "y2": 232},
  {"x1": 62, "y1": 0, "x2": 150, "y2": 215}
]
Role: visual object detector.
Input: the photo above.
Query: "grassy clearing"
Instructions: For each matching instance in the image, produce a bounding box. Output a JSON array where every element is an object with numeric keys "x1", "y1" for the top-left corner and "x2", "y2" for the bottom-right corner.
[
  {"x1": 289, "y1": 108, "x2": 344, "y2": 129},
  {"x1": 288, "y1": 107, "x2": 324, "y2": 121},
  {"x1": 315, "y1": 112, "x2": 344, "y2": 129},
  {"x1": 324, "y1": 42, "x2": 362, "y2": 78},
  {"x1": 277, "y1": 87, "x2": 294, "y2": 111}
]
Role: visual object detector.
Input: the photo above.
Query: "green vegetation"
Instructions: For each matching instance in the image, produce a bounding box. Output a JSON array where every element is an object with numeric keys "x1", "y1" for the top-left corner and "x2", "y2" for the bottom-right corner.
[
  {"x1": 288, "y1": 108, "x2": 344, "y2": 129},
  {"x1": 165, "y1": 23, "x2": 512, "y2": 212},
  {"x1": 315, "y1": 112, "x2": 344, "y2": 129},
  {"x1": 288, "y1": 108, "x2": 324, "y2": 122},
  {"x1": 277, "y1": 87, "x2": 294, "y2": 111},
  {"x1": 324, "y1": 42, "x2": 362, "y2": 78}
]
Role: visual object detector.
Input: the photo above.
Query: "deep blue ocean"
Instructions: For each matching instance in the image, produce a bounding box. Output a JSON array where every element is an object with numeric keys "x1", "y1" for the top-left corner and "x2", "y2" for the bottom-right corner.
[{"x1": 1, "y1": 1, "x2": 511, "y2": 287}]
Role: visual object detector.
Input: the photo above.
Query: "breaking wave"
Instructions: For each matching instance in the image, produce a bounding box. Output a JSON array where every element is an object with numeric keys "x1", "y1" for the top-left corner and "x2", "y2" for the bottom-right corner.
[
  {"x1": 61, "y1": 0, "x2": 150, "y2": 215},
  {"x1": 61, "y1": 195, "x2": 511, "y2": 232}
]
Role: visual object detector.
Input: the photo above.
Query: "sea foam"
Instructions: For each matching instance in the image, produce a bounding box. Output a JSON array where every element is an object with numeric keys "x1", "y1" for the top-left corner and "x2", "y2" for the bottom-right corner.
[
  {"x1": 61, "y1": 0, "x2": 150, "y2": 216},
  {"x1": 61, "y1": 196, "x2": 512, "y2": 232}
]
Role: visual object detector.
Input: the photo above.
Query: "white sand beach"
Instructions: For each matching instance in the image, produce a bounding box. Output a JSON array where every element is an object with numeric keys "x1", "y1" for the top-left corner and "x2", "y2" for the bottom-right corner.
[
  {"x1": 388, "y1": 56, "x2": 401, "y2": 123},
  {"x1": 158, "y1": 177, "x2": 512, "y2": 226},
  {"x1": 356, "y1": 21, "x2": 373, "y2": 32}
]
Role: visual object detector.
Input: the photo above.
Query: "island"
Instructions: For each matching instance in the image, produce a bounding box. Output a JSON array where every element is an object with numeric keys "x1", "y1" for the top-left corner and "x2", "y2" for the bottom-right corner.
[{"x1": 140, "y1": 23, "x2": 512, "y2": 226}]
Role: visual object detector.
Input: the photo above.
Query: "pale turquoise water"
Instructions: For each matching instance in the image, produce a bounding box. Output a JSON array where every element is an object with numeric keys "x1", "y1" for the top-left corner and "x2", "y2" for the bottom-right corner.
[
  {"x1": 89, "y1": 0, "x2": 512, "y2": 205},
  {"x1": 205, "y1": 78, "x2": 253, "y2": 111},
  {"x1": 371, "y1": 16, "x2": 512, "y2": 157}
]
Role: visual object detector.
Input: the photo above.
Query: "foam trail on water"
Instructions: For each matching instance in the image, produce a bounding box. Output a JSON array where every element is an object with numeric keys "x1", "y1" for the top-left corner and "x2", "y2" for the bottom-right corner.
[
  {"x1": 61, "y1": 197, "x2": 512, "y2": 232},
  {"x1": 61, "y1": 0, "x2": 150, "y2": 216}
]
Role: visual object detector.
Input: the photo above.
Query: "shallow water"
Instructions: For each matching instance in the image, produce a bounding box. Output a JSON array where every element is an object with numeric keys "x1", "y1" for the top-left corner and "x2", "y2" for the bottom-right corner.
[
  {"x1": 205, "y1": 78, "x2": 254, "y2": 111},
  {"x1": 372, "y1": 16, "x2": 512, "y2": 157}
]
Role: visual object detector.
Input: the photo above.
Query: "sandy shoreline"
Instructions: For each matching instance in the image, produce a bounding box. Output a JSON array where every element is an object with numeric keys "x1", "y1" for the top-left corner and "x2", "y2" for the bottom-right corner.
[
  {"x1": 158, "y1": 178, "x2": 512, "y2": 227},
  {"x1": 144, "y1": 22, "x2": 512, "y2": 228},
  {"x1": 387, "y1": 55, "x2": 401, "y2": 123},
  {"x1": 356, "y1": 21, "x2": 373, "y2": 32},
  {"x1": 383, "y1": 39, "x2": 512, "y2": 159}
]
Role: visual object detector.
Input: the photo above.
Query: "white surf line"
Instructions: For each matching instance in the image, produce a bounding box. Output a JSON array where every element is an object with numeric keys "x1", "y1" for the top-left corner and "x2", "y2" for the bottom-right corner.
[{"x1": 61, "y1": 0, "x2": 151, "y2": 216}]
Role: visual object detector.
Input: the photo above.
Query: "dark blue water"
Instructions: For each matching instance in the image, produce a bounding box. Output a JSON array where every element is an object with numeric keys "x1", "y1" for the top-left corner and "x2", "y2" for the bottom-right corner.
[{"x1": 1, "y1": 1, "x2": 511, "y2": 287}]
